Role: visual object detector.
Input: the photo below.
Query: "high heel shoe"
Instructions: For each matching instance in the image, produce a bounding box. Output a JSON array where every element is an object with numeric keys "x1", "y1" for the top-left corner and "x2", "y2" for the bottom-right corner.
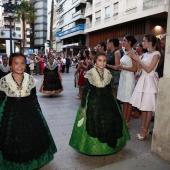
[{"x1": 136, "y1": 129, "x2": 149, "y2": 140}]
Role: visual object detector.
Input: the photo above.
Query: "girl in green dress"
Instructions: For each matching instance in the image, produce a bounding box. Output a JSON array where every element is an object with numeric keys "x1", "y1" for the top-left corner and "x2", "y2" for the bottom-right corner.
[{"x1": 69, "y1": 52, "x2": 130, "y2": 155}]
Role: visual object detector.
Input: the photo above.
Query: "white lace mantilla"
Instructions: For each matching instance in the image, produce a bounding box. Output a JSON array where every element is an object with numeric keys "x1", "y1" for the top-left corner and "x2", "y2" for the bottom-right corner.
[
  {"x1": 0, "y1": 64, "x2": 10, "y2": 72},
  {"x1": 0, "y1": 72, "x2": 37, "y2": 97},
  {"x1": 85, "y1": 68, "x2": 112, "y2": 88},
  {"x1": 45, "y1": 61, "x2": 58, "y2": 70}
]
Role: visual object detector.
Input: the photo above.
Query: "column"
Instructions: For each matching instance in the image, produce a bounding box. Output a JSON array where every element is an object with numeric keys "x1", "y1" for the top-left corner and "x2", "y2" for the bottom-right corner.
[{"x1": 151, "y1": 2, "x2": 170, "y2": 163}]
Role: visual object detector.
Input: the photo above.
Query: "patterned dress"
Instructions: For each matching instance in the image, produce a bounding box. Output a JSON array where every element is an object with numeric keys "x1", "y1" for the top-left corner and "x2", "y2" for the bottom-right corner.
[
  {"x1": 117, "y1": 52, "x2": 135, "y2": 102},
  {"x1": 0, "y1": 73, "x2": 57, "y2": 170},
  {"x1": 69, "y1": 68, "x2": 130, "y2": 155}
]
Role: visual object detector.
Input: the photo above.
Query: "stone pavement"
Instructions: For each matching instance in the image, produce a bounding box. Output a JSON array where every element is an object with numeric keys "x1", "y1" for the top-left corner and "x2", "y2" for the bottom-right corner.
[
  {"x1": 93, "y1": 153, "x2": 170, "y2": 170},
  {"x1": 34, "y1": 67, "x2": 170, "y2": 170}
]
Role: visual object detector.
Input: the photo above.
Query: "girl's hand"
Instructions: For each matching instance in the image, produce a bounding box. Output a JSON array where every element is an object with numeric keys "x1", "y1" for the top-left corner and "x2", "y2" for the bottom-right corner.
[
  {"x1": 116, "y1": 65, "x2": 123, "y2": 70},
  {"x1": 106, "y1": 64, "x2": 110, "y2": 68},
  {"x1": 82, "y1": 108, "x2": 86, "y2": 117},
  {"x1": 107, "y1": 64, "x2": 113, "y2": 68},
  {"x1": 74, "y1": 71, "x2": 77, "y2": 76},
  {"x1": 107, "y1": 64, "x2": 117, "y2": 70},
  {"x1": 112, "y1": 65, "x2": 118, "y2": 70},
  {"x1": 129, "y1": 52, "x2": 140, "y2": 62}
]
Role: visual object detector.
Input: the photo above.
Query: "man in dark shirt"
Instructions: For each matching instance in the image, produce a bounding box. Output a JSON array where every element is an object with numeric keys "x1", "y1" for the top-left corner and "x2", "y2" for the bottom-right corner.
[
  {"x1": 156, "y1": 33, "x2": 166, "y2": 78},
  {"x1": 66, "y1": 56, "x2": 71, "y2": 73}
]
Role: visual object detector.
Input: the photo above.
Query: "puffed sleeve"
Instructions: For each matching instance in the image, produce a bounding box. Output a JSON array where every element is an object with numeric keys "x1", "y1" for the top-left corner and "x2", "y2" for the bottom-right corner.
[
  {"x1": 30, "y1": 87, "x2": 41, "y2": 109},
  {"x1": 0, "y1": 78, "x2": 6, "y2": 105},
  {"x1": 81, "y1": 78, "x2": 90, "y2": 108}
]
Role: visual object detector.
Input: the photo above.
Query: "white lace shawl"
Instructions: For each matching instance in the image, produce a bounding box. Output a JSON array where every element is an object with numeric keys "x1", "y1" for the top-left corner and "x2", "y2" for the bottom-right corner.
[
  {"x1": 45, "y1": 61, "x2": 58, "y2": 70},
  {"x1": 0, "y1": 64, "x2": 10, "y2": 73},
  {"x1": 0, "y1": 72, "x2": 37, "y2": 97},
  {"x1": 84, "y1": 68, "x2": 112, "y2": 88}
]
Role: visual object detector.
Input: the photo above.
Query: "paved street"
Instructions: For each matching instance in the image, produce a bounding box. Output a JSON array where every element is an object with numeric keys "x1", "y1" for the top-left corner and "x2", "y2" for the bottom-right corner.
[{"x1": 36, "y1": 67, "x2": 152, "y2": 170}]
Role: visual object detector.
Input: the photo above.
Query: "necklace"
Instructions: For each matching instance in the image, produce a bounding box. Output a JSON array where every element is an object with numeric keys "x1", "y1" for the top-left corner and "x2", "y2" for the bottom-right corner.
[
  {"x1": 96, "y1": 68, "x2": 104, "y2": 82},
  {"x1": 12, "y1": 73, "x2": 24, "y2": 97}
]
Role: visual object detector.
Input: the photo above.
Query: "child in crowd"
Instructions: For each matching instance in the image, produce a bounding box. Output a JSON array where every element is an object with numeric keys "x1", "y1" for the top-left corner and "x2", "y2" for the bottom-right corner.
[
  {"x1": 39, "y1": 55, "x2": 63, "y2": 95},
  {"x1": 0, "y1": 53, "x2": 57, "y2": 170},
  {"x1": 0, "y1": 54, "x2": 10, "y2": 79},
  {"x1": 69, "y1": 52, "x2": 129, "y2": 155}
]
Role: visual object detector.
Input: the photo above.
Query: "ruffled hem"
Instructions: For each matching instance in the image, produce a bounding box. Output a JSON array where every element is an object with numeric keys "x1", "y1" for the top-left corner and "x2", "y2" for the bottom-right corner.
[
  {"x1": 0, "y1": 143, "x2": 56, "y2": 170},
  {"x1": 39, "y1": 78, "x2": 63, "y2": 94},
  {"x1": 39, "y1": 88, "x2": 63, "y2": 94},
  {"x1": 130, "y1": 91, "x2": 157, "y2": 111}
]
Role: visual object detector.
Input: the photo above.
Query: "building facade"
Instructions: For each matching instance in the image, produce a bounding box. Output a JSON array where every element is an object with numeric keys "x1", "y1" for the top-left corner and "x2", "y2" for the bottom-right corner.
[
  {"x1": 0, "y1": 0, "x2": 31, "y2": 54},
  {"x1": 56, "y1": 0, "x2": 87, "y2": 56},
  {"x1": 31, "y1": 0, "x2": 47, "y2": 54},
  {"x1": 84, "y1": 0, "x2": 168, "y2": 49}
]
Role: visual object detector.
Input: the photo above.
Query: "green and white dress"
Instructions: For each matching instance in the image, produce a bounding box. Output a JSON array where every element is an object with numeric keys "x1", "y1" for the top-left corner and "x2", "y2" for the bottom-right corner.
[
  {"x1": 69, "y1": 68, "x2": 130, "y2": 155},
  {"x1": 0, "y1": 72, "x2": 57, "y2": 170}
]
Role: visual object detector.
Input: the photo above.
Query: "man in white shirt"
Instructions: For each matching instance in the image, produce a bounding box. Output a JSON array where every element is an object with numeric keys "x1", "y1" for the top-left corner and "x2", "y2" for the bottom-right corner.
[{"x1": 61, "y1": 56, "x2": 66, "y2": 73}]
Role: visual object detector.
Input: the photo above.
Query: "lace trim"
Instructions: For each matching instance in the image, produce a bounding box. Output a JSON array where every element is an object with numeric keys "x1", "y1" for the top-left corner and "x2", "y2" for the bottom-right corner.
[
  {"x1": 0, "y1": 64, "x2": 10, "y2": 73},
  {"x1": 84, "y1": 68, "x2": 112, "y2": 88},
  {"x1": 0, "y1": 73, "x2": 37, "y2": 97},
  {"x1": 45, "y1": 61, "x2": 57, "y2": 70}
]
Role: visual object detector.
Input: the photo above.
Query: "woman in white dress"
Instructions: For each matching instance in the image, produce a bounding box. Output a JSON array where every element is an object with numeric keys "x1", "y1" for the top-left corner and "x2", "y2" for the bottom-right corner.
[
  {"x1": 116, "y1": 34, "x2": 137, "y2": 127},
  {"x1": 29, "y1": 57, "x2": 34, "y2": 75},
  {"x1": 130, "y1": 34, "x2": 161, "y2": 140}
]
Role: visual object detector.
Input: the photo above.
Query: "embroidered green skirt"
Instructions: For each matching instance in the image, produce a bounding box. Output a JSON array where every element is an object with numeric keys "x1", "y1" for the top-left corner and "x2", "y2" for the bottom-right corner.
[{"x1": 69, "y1": 88, "x2": 130, "y2": 155}]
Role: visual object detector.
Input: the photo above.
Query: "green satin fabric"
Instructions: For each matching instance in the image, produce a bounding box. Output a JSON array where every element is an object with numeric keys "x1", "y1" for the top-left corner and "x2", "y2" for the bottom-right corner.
[{"x1": 69, "y1": 105, "x2": 130, "y2": 155}]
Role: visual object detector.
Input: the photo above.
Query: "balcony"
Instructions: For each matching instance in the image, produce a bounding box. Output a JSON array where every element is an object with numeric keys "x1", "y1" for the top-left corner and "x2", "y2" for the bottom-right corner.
[
  {"x1": 58, "y1": 19, "x2": 64, "y2": 26},
  {"x1": 85, "y1": 23, "x2": 92, "y2": 29},
  {"x1": 95, "y1": 0, "x2": 101, "y2": 7},
  {"x1": 56, "y1": 4, "x2": 64, "y2": 13},
  {"x1": 2, "y1": 12, "x2": 16, "y2": 18},
  {"x1": 57, "y1": 0, "x2": 65, "y2": 5},
  {"x1": 143, "y1": 0, "x2": 165, "y2": 10},
  {"x1": 4, "y1": 22, "x2": 15, "y2": 26},
  {"x1": 56, "y1": 25, "x2": 84, "y2": 38},
  {"x1": 85, "y1": 0, "x2": 92, "y2": 3},
  {"x1": 72, "y1": 10, "x2": 84, "y2": 18},
  {"x1": 72, "y1": 0, "x2": 78, "y2": 4},
  {"x1": 84, "y1": 5, "x2": 92, "y2": 17}
]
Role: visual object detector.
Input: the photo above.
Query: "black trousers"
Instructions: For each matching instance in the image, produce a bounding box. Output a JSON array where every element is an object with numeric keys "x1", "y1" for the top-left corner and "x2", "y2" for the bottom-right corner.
[
  {"x1": 62, "y1": 65, "x2": 65, "y2": 73},
  {"x1": 66, "y1": 65, "x2": 70, "y2": 73},
  {"x1": 26, "y1": 64, "x2": 30, "y2": 74}
]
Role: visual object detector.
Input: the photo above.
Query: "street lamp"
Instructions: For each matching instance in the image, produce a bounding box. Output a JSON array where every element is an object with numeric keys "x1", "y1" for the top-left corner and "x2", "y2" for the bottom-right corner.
[{"x1": 2, "y1": 0, "x2": 20, "y2": 55}]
